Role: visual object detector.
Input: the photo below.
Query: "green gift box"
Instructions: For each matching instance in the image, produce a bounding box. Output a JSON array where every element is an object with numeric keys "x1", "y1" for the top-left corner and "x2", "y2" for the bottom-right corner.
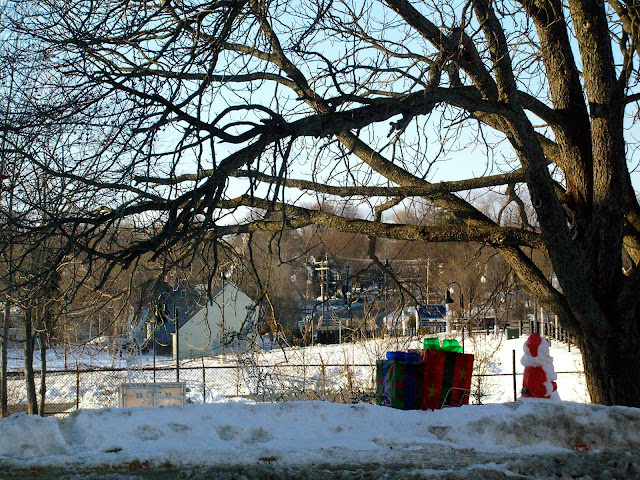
[{"x1": 376, "y1": 359, "x2": 423, "y2": 410}]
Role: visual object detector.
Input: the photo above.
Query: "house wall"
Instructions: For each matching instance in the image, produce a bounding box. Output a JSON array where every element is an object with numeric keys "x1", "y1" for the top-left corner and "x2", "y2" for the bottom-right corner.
[
  {"x1": 172, "y1": 282, "x2": 257, "y2": 360},
  {"x1": 145, "y1": 281, "x2": 207, "y2": 352}
]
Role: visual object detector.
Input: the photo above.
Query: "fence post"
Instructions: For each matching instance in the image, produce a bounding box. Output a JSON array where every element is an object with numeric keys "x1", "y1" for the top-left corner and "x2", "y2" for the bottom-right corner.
[
  {"x1": 75, "y1": 364, "x2": 80, "y2": 410},
  {"x1": 236, "y1": 363, "x2": 240, "y2": 397},
  {"x1": 202, "y1": 357, "x2": 206, "y2": 403},
  {"x1": 512, "y1": 349, "x2": 517, "y2": 402},
  {"x1": 518, "y1": 319, "x2": 522, "y2": 337}
]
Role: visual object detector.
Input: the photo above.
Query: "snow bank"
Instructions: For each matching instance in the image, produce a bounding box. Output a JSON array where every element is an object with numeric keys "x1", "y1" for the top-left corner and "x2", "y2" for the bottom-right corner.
[{"x1": 0, "y1": 400, "x2": 638, "y2": 470}]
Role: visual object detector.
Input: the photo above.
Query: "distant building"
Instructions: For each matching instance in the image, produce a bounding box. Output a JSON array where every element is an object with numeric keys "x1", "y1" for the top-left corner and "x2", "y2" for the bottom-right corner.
[
  {"x1": 418, "y1": 304, "x2": 447, "y2": 334},
  {"x1": 172, "y1": 281, "x2": 258, "y2": 360},
  {"x1": 418, "y1": 304, "x2": 446, "y2": 320},
  {"x1": 383, "y1": 306, "x2": 419, "y2": 336},
  {"x1": 383, "y1": 304, "x2": 448, "y2": 336},
  {"x1": 145, "y1": 280, "x2": 204, "y2": 353}
]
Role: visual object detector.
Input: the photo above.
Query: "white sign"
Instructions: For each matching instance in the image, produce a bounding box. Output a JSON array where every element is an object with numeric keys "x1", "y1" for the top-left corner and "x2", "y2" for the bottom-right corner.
[{"x1": 118, "y1": 382, "x2": 186, "y2": 408}]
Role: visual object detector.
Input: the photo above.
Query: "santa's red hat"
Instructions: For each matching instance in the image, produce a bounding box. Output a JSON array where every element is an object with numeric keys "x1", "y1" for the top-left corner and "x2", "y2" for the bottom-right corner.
[{"x1": 525, "y1": 332, "x2": 542, "y2": 357}]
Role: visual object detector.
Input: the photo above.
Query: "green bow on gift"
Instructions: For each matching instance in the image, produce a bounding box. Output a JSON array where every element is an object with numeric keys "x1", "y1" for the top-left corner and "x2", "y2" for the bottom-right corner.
[{"x1": 423, "y1": 337, "x2": 463, "y2": 353}]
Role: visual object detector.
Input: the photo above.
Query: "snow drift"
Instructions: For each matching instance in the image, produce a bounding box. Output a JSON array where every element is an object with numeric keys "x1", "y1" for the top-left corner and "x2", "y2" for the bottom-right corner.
[{"x1": 0, "y1": 400, "x2": 638, "y2": 471}]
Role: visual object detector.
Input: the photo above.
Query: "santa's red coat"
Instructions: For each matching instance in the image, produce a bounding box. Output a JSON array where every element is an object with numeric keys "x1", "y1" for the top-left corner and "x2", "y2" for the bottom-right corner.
[{"x1": 522, "y1": 365, "x2": 557, "y2": 398}]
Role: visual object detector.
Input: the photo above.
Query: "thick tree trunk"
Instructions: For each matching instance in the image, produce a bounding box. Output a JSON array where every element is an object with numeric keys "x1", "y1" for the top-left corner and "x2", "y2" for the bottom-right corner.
[
  {"x1": 577, "y1": 317, "x2": 640, "y2": 406},
  {"x1": 24, "y1": 309, "x2": 37, "y2": 415}
]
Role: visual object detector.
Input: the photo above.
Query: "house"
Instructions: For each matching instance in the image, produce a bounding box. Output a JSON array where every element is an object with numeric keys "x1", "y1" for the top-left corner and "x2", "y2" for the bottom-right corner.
[
  {"x1": 171, "y1": 281, "x2": 258, "y2": 360},
  {"x1": 417, "y1": 304, "x2": 447, "y2": 333},
  {"x1": 418, "y1": 304, "x2": 446, "y2": 321},
  {"x1": 382, "y1": 304, "x2": 448, "y2": 336},
  {"x1": 145, "y1": 280, "x2": 205, "y2": 353},
  {"x1": 313, "y1": 300, "x2": 371, "y2": 344},
  {"x1": 383, "y1": 306, "x2": 419, "y2": 335}
]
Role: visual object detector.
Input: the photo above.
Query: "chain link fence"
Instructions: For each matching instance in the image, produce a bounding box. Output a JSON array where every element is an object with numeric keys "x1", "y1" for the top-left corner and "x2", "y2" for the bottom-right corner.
[
  {"x1": 7, "y1": 358, "x2": 584, "y2": 416},
  {"x1": 6, "y1": 360, "x2": 379, "y2": 415}
]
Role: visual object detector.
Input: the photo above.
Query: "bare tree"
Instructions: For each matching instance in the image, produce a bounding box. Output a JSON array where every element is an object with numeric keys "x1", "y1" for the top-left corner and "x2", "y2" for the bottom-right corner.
[
  {"x1": 5, "y1": 0, "x2": 640, "y2": 406},
  {"x1": 0, "y1": 13, "x2": 129, "y2": 414}
]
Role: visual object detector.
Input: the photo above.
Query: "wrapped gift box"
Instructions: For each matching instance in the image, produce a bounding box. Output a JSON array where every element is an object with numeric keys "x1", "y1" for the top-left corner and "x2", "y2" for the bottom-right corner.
[
  {"x1": 376, "y1": 359, "x2": 423, "y2": 410},
  {"x1": 417, "y1": 348, "x2": 474, "y2": 410}
]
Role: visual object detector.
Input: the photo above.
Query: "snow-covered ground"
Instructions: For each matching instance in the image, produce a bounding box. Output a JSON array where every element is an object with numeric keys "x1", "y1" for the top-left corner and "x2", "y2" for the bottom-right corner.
[
  {"x1": 6, "y1": 332, "x2": 588, "y2": 408},
  {"x1": 2, "y1": 333, "x2": 629, "y2": 479}
]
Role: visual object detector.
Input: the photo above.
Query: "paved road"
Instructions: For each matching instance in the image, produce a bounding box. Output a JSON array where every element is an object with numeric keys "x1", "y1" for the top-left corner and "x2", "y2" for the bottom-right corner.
[{"x1": 1, "y1": 449, "x2": 637, "y2": 480}]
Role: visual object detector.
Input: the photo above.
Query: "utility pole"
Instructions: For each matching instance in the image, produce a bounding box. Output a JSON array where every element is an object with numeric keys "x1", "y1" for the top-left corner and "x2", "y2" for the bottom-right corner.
[
  {"x1": 316, "y1": 258, "x2": 329, "y2": 308},
  {"x1": 425, "y1": 258, "x2": 430, "y2": 304},
  {"x1": 384, "y1": 259, "x2": 389, "y2": 306},
  {"x1": 315, "y1": 259, "x2": 329, "y2": 325}
]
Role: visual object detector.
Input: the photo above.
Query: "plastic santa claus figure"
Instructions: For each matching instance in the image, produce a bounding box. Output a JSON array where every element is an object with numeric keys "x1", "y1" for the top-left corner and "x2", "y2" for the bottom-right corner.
[{"x1": 521, "y1": 332, "x2": 560, "y2": 400}]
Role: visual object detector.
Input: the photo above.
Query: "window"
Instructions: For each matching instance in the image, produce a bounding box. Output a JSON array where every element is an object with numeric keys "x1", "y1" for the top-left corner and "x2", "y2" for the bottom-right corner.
[{"x1": 180, "y1": 289, "x2": 187, "y2": 298}]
